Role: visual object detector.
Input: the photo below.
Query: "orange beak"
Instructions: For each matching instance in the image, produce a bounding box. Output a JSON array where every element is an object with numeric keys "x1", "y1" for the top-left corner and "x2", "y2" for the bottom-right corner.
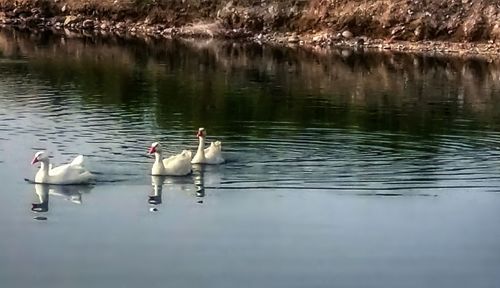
[{"x1": 31, "y1": 156, "x2": 39, "y2": 165}]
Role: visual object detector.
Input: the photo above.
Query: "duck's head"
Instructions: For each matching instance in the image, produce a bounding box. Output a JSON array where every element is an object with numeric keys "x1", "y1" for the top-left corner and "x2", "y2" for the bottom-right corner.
[
  {"x1": 148, "y1": 142, "x2": 161, "y2": 154},
  {"x1": 197, "y1": 127, "x2": 206, "y2": 138},
  {"x1": 31, "y1": 151, "x2": 48, "y2": 165}
]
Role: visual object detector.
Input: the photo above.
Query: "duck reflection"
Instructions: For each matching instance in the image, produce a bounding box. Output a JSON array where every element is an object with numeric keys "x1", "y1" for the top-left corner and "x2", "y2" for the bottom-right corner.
[
  {"x1": 32, "y1": 184, "x2": 49, "y2": 213},
  {"x1": 192, "y1": 164, "x2": 205, "y2": 201},
  {"x1": 148, "y1": 166, "x2": 206, "y2": 210},
  {"x1": 149, "y1": 175, "x2": 165, "y2": 208},
  {"x1": 31, "y1": 184, "x2": 93, "y2": 219}
]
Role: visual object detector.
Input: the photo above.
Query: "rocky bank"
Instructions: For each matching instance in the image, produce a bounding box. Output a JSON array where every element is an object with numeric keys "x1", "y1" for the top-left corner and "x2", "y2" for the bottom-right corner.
[{"x1": 0, "y1": 0, "x2": 499, "y2": 57}]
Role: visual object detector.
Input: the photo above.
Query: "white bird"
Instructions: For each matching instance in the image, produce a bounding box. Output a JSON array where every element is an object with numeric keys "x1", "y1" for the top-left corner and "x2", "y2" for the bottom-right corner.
[
  {"x1": 148, "y1": 142, "x2": 192, "y2": 176},
  {"x1": 31, "y1": 151, "x2": 94, "y2": 185},
  {"x1": 191, "y1": 128, "x2": 225, "y2": 164}
]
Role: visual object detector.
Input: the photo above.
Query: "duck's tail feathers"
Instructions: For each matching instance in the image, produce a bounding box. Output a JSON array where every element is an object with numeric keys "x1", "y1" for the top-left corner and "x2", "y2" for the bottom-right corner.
[
  {"x1": 211, "y1": 141, "x2": 222, "y2": 151},
  {"x1": 181, "y1": 150, "x2": 192, "y2": 159},
  {"x1": 71, "y1": 155, "x2": 85, "y2": 166}
]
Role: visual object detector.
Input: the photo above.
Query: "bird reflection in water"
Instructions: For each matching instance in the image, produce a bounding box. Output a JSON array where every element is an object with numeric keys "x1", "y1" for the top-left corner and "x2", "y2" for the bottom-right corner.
[
  {"x1": 149, "y1": 175, "x2": 165, "y2": 212},
  {"x1": 149, "y1": 166, "x2": 206, "y2": 211},
  {"x1": 31, "y1": 183, "x2": 93, "y2": 220},
  {"x1": 31, "y1": 184, "x2": 49, "y2": 215},
  {"x1": 192, "y1": 164, "x2": 205, "y2": 203}
]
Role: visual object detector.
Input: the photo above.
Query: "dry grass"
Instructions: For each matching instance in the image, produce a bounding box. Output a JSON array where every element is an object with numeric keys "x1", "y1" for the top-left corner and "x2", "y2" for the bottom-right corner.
[{"x1": 180, "y1": 21, "x2": 223, "y2": 37}]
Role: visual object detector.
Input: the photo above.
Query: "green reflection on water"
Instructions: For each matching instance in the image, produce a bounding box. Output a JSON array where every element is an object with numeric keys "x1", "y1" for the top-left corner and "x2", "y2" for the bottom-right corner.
[{"x1": 1, "y1": 28, "x2": 500, "y2": 137}]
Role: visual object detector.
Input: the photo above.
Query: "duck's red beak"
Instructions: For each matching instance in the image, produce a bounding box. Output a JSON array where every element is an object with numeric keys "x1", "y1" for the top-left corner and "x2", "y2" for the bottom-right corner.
[
  {"x1": 148, "y1": 146, "x2": 156, "y2": 154},
  {"x1": 31, "y1": 157, "x2": 39, "y2": 165},
  {"x1": 197, "y1": 131, "x2": 203, "y2": 137}
]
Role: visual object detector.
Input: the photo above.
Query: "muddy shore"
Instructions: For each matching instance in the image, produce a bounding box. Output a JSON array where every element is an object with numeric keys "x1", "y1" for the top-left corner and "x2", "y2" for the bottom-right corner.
[{"x1": 0, "y1": 0, "x2": 499, "y2": 59}]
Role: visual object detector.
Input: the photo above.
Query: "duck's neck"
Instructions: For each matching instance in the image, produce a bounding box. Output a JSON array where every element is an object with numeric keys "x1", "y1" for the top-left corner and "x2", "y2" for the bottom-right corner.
[
  {"x1": 197, "y1": 136, "x2": 206, "y2": 156},
  {"x1": 154, "y1": 152, "x2": 163, "y2": 166},
  {"x1": 151, "y1": 151, "x2": 165, "y2": 175},
  {"x1": 35, "y1": 160, "x2": 50, "y2": 183},
  {"x1": 39, "y1": 160, "x2": 50, "y2": 175}
]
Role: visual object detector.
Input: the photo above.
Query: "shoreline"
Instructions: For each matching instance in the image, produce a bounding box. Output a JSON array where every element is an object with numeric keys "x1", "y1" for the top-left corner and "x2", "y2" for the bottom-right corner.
[{"x1": 1, "y1": 7, "x2": 499, "y2": 60}]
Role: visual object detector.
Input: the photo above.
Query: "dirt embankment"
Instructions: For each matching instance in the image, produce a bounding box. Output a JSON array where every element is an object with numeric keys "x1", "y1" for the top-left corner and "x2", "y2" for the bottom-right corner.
[{"x1": 0, "y1": 0, "x2": 499, "y2": 56}]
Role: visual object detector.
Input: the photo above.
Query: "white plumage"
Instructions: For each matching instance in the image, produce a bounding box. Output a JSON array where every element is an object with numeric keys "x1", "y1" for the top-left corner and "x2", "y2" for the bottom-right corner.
[
  {"x1": 148, "y1": 142, "x2": 192, "y2": 176},
  {"x1": 191, "y1": 128, "x2": 225, "y2": 164},
  {"x1": 31, "y1": 151, "x2": 93, "y2": 185}
]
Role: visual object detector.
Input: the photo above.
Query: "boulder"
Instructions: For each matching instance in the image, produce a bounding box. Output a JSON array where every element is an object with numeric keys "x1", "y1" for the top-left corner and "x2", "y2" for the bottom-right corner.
[{"x1": 63, "y1": 15, "x2": 78, "y2": 26}]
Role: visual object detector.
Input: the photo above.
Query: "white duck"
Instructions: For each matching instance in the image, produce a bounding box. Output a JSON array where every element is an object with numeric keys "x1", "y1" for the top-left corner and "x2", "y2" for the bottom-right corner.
[
  {"x1": 148, "y1": 142, "x2": 192, "y2": 176},
  {"x1": 31, "y1": 151, "x2": 94, "y2": 185},
  {"x1": 191, "y1": 128, "x2": 225, "y2": 164}
]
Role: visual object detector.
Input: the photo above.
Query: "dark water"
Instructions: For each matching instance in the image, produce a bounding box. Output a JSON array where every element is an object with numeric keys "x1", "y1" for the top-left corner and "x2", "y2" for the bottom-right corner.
[{"x1": 0, "y1": 28, "x2": 500, "y2": 288}]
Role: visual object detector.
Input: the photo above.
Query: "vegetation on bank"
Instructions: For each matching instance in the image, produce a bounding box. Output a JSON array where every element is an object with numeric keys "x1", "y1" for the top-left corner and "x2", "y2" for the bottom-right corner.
[{"x1": 0, "y1": 0, "x2": 499, "y2": 43}]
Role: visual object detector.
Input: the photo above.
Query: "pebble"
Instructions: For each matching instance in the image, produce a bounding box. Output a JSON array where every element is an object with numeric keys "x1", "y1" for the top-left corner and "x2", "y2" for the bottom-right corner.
[{"x1": 342, "y1": 30, "x2": 353, "y2": 39}]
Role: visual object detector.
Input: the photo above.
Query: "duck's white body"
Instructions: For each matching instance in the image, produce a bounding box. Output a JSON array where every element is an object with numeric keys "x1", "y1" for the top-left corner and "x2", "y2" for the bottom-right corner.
[
  {"x1": 149, "y1": 143, "x2": 192, "y2": 176},
  {"x1": 32, "y1": 152, "x2": 93, "y2": 185},
  {"x1": 191, "y1": 128, "x2": 225, "y2": 164}
]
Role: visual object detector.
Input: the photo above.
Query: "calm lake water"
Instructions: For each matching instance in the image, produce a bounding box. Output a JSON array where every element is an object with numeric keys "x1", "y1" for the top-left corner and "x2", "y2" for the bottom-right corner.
[{"x1": 1, "y1": 28, "x2": 500, "y2": 288}]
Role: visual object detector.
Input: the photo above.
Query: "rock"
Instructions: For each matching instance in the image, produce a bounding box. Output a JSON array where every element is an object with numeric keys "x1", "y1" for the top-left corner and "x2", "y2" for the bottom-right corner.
[
  {"x1": 115, "y1": 22, "x2": 125, "y2": 30},
  {"x1": 342, "y1": 30, "x2": 353, "y2": 39},
  {"x1": 12, "y1": 8, "x2": 24, "y2": 16},
  {"x1": 312, "y1": 35, "x2": 324, "y2": 42},
  {"x1": 288, "y1": 34, "x2": 299, "y2": 43},
  {"x1": 391, "y1": 25, "x2": 405, "y2": 36},
  {"x1": 63, "y1": 15, "x2": 78, "y2": 26},
  {"x1": 341, "y1": 50, "x2": 352, "y2": 57},
  {"x1": 356, "y1": 37, "x2": 365, "y2": 46},
  {"x1": 61, "y1": 4, "x2": 67, "y2": 13},
  {"x1": 82, "y1": 19, "x2": 94, "y2": 29},
  {"x1": 414, "y1": 26, "x2": 423, "y2": 38},
  {"x1": 288, "y1": 36, "x2": 299, "y2": 43},
  {"x1": 225, "y1": 0, "x2": 234, "y2": 9}
]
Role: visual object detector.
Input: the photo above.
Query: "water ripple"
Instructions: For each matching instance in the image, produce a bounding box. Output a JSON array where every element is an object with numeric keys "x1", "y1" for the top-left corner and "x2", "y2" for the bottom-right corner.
[{"x1": 2, "y1": 44, "x2": 500, "y2": 193}]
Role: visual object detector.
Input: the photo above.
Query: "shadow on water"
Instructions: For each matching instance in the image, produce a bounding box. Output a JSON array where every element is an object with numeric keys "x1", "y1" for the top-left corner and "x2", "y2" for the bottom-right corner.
[{"x1": 31, "y1": 183, "x2": 94, "y2": 220}]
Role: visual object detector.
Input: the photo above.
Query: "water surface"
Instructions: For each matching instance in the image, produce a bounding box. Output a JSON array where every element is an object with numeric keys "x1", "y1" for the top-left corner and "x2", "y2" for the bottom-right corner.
[{"x1": 0, "y1": 29, "x2": 500, "y2": 288}]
